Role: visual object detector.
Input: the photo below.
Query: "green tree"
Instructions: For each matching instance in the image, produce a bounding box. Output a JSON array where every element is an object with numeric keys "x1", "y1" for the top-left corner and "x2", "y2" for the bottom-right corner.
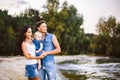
[
  {"x1": 0, "y1": 9, "x2": 17, "y2": 55},
  {"x1": 0, "y1": 9, "x2": 41, "y2": 55},
  {"x1": 41, "y1": 0, "x2": 85, "y2": 55},
  {"x1": 0, "y1": 0, "x2": 91, "y2": 56},
  {"x1": 18, "y1": 8, "x2": 41, "y2": 31},
  {"x1": 93, "y1": 16, "x2": 120, "y2": 57}
]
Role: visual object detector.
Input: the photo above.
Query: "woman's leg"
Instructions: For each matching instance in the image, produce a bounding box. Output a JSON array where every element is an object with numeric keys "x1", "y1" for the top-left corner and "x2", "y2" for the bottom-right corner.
[{"x1": 26, "y1": 64, "x2": 39, "y2": 80}]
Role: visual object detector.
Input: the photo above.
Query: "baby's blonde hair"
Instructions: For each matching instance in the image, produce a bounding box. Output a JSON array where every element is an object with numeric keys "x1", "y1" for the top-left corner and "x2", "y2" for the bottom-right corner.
[{"x1": 34, "y1": 31, "x2": 42, "y2": 38}]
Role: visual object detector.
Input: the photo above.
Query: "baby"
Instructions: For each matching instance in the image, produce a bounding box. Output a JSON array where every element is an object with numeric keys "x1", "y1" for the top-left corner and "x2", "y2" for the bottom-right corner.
[{"x1": 33, "y1": 31, "x2": 43, "y2": 70}]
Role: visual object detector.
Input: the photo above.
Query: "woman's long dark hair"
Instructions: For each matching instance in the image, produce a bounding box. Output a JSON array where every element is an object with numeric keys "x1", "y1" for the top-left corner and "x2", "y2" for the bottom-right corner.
[{"x1": 17, "y1": 25, "x2": 31, "y2": 53}]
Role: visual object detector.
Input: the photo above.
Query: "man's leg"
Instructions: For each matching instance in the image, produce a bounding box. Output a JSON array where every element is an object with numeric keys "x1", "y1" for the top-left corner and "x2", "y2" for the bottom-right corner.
[
  {"x1": 39, "y1": 67, "x2": 46, "y2": 80},
  {"x1": 46, "y1": 65, "x2": 56, "y2": 80}
]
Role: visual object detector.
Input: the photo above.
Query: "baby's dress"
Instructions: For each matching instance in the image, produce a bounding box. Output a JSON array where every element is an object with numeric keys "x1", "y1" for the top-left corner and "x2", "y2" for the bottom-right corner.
[{"x1": 33, "y1": 39, "x2": 43, "y2": 56}]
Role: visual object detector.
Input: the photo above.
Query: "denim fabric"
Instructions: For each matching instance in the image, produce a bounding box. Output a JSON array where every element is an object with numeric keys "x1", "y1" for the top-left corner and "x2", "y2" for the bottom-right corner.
[
  {"x1": 39, "y1": 33, "x2": 56, "y2": 80},
  {"x1": 25, "y1": 64, "x2": 38, "y2": 78},
  {"x1": 33, "y1": 39, "x2": 43, "y2": 51},
  {"x1": 39, "y1": 65, "x2": 56, "y2": 80},
  {"x1": 33, "y1": 39, "x2": 43, "y2": 56},
  {"x1": 36, "y1": 51, "x2": 42, "y2": 56},
  {"x1": 41, "y1": 33, "x2": 55, "y2": 66}
]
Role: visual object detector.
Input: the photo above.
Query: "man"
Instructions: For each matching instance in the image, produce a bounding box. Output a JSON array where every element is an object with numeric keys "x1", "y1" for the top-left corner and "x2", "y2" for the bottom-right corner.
[{"x1": 35, "y1": 19, "x2": 61, "y2": 80}]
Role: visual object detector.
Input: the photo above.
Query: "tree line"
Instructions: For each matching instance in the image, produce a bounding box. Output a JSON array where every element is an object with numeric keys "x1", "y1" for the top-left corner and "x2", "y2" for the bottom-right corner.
[
  {"x1": 0, "y1": 0, "x2": 120, "y2": 57},
  {"x1": 90, "y1": 16, "x2": 120, "y2": 57}
]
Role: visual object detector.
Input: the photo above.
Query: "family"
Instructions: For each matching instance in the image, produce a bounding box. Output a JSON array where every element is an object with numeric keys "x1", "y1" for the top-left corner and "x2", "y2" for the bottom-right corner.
[{"x1": 17, "y1": 19, "x2": 61, "y2": 80}]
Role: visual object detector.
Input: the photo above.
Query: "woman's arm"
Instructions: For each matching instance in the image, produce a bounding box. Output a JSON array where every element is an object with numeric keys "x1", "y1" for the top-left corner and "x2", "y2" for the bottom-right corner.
[{"x1": 21, "y1": 42, "x2": 44, "y2": 59}]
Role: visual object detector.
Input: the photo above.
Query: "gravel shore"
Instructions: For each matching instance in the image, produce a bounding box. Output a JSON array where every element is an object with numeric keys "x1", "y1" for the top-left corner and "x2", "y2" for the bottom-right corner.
[{"x1": 0, "y1": 55, "x2": 80, "y2": 80}]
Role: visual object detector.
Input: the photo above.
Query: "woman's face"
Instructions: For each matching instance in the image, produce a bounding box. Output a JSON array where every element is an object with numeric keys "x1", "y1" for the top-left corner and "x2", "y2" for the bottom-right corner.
[
  {"x1": 25, "y1": 28, "x2": 32, "y2": 39},
  {"x1": 38, "y1": 23, "x2": 47, "y2": 33}
]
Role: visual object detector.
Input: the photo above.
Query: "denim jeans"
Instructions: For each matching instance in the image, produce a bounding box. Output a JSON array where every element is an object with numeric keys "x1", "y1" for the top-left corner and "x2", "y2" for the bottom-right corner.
[
  {"x1": 39, "y1": 65, "x2": 56, "y2": 80},
  {"x1": 25, "y1": 64, "x2": 38, "y2": 78}
]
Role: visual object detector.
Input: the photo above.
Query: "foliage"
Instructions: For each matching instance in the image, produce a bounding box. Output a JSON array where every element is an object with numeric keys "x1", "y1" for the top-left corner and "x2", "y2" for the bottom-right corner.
[
  {"x1": 41, "y1": 0, "x2": 88, "y2": 55},
  {"x1": 92, "y1": 16, "x2": 120, "y2": 57},
  {"x1": 0, "y1": 10, "x2": 17, "y2": 55},
  {"x1": 0, "y1": 0, "x2": 87, "y2": 56},
  {"x1": 0, "y1": 0, "x2": 119, "y2": 57}
]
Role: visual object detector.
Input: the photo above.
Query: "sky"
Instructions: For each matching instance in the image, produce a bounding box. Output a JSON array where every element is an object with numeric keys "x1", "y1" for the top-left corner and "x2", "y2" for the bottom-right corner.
[{"x1": 0, "y1": 0, "x2": 120, "y2": 34}]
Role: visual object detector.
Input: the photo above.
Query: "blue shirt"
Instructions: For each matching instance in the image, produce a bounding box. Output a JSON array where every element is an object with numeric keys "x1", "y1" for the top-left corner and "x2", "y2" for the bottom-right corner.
[{"x1": 41, "y1": 33, "x2": 55, "y2": 66}]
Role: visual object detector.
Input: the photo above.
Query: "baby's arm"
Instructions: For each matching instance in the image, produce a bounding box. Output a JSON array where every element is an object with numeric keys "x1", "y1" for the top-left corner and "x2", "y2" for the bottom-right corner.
[{"x1": 36, "y1": 43, "x2": 43, "y2": 53}]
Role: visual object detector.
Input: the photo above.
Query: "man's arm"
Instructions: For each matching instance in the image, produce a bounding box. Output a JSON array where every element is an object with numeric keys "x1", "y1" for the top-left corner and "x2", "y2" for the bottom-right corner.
[
  {"x1": 49, "y1": 34, "x2": 61, "y2": 54},
  {"x1": 42, "y1": 34, "x2": 61, "y2": 56}
]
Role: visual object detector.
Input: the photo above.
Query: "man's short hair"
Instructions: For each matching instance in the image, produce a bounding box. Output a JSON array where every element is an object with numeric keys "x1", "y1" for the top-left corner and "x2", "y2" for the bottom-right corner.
[{"x1": 35, "y1": 20, "x2": 45, "y2": 31}]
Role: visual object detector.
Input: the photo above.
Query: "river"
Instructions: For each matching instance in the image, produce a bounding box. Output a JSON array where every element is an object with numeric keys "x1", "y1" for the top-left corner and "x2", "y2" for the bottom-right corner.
[{"x1": 56, "y1": 55, "x2": 120, "y2": 80}]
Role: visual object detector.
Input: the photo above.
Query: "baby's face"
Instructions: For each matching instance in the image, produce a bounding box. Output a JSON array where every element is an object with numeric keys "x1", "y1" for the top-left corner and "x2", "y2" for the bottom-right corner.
[{"x1": 35, "y1": 35, "x2": 42, "y2": 40}]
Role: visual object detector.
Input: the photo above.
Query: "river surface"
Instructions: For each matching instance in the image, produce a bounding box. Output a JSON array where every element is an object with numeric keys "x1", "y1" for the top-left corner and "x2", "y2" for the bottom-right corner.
[{"x1": 56, "y1": 55, "x2": 120, "y2": 80}]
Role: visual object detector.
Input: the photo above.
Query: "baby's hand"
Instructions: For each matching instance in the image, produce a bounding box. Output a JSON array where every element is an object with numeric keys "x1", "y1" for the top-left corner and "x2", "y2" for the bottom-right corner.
[{"x1": 36, "y1": 51, "x2": 39, "y2": 54}]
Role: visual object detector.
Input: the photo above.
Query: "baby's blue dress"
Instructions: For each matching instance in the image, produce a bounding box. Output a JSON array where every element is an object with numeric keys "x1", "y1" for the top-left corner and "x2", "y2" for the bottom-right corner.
[{"x1": 33, "y1": 39, "x2": 43, "y2": 56}]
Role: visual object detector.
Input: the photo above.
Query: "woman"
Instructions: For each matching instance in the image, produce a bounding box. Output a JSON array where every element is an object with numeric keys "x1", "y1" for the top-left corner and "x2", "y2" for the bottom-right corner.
[{"x1": 17, "y1": 25, "x2": 44, "y2": 80}]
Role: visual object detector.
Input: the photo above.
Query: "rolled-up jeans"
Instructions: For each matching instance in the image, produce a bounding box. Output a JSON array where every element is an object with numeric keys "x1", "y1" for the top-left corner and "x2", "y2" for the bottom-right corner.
[{"x1": 39, "y1": 65, "x2": 56, "y2": 80}]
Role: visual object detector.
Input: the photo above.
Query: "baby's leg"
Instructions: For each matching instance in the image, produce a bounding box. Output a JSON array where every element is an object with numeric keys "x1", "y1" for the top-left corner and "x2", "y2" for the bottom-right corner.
[{"x1": 37, "y1": 59, "x2": 41, "y2": 70}]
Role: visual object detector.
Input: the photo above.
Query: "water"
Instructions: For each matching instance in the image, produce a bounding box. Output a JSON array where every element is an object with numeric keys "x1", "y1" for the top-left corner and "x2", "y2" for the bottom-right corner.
[{"x1": 56, "y1": 56, "x2": 120, "y2": 80}]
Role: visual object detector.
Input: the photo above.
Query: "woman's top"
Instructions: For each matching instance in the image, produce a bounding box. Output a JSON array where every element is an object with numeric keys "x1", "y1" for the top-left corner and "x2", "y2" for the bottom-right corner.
[{"x1": 25, "y1": 42, "x2": 37, "y2": 65}]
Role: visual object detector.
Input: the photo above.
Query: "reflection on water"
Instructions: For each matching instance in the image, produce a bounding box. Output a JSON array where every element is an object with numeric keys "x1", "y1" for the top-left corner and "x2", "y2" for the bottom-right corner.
[
  {"x1": 57, "y1": 56, "x2": 120, "y2": 80},
  {"x1": 61, "y1": 70, "x2": 88, "y2": 80}
]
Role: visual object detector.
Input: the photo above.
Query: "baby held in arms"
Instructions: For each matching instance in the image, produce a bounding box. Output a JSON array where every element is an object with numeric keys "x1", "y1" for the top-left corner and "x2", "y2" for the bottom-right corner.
[{"x1": 33, "y1": 31, "x2": 43, "y2": 70}]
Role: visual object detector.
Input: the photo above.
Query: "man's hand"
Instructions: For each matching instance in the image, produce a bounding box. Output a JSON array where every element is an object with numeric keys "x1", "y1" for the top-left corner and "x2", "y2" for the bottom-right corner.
[
  {"x1": 41, "y1": 51, "x2": 49, "y2": 57},
  {"x1": 37, "y1": 51, "x2": 48, "y2": 59}
]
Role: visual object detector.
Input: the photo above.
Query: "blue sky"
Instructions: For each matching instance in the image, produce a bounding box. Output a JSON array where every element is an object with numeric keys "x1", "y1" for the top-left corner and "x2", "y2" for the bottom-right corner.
[{"x1": 0, "y1": 0, "x2": 120, "y2": 34}]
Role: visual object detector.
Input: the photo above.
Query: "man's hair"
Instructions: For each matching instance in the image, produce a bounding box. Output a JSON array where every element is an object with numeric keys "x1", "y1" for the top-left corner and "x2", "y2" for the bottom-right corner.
[{"x1": 35, "y1": 20, "x2": 45, "y2": 31}]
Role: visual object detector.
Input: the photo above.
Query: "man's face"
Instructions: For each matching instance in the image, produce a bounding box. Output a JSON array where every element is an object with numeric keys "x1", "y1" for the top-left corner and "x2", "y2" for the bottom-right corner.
[{"x1": 38, "y1": 23, "x2": 47, "y2": 33}]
